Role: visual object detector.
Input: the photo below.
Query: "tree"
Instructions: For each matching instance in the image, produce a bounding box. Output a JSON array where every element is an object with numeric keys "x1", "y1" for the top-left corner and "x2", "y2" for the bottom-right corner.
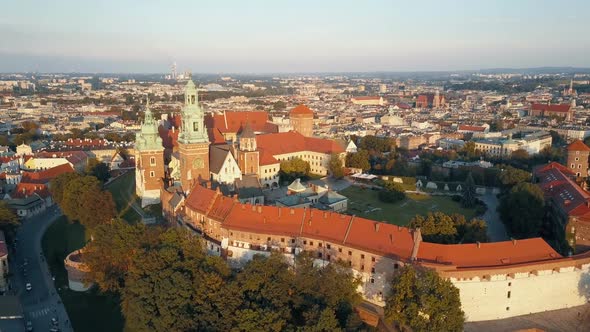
[
  {"x1": 345, "y1": 150, "x2": 370, "y2": 171},
  {"x1": 511, "y1": 149, "x2": 529, "y2": 161},
  {"x1": 83, "y1": 220, "x2": 147, "y2": 293},
  {"x1": 379, "y1": 181, "x2": 406, "y2": 203},
  {"x1": 384, "y1": 265, "x2": 464, "y2": 332},
  {"x1": 0, "y1": 201, "x2": 19, "y2": 230},
  {"x1": 121, "y1": 227, "x2": 233, "y2": 331},
  {"x1": 272, "y1": 101, "x2": 286, "y2": 110},
  {"x1": 49, "y1": 172, "x2": 82, "y2": 207},
  {"x1": 461, "y1": 173, "x2": 477, "y2": 208},
  {"x1": 78, "y1": 189, "x2": 116, "y2": 230},
  {"x1": 328, "y1": 154, "x2": 344, "y2": 179},
  {"x1": 460, "y1": 141, "x2": 480, "y2": 160},
  {"x1": 61, "y1": 175, "x2": 102, "y2": 222},
  {"x1": 409, "y1": 212, "x2": 487, "y2": 244},
  {"x1": 85, "y1": 158, "x2": 111, "y2": 183},
  {"x1": 498, "y1": 182, "x2": 545, "y2": 238},
  {"x1": 280, "y1": 158, "x2": 310, "y2": 181},
  {"x1": 498, "y1": 166, "x2": 531, "y2": 189}
]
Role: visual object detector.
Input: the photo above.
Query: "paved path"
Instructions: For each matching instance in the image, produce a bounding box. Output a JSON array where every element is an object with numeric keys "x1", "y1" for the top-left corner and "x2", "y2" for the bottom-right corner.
[
  {"x1": 479, "y1": 192, "x2": 509, "y2": 242},
  {"x1": 9, "y1": 207, "x2": 73, "y2": 332}
]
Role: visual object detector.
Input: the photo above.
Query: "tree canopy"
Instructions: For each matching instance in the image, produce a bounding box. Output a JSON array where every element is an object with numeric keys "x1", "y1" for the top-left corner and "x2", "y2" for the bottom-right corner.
[
  {"x1": 280, "y1": 157, "x2": 310, "y2": 181},
  {"x1": 378, "y1": 181, "x2": 406, "y2": 203},
  {"x1": 385, "y1": 265, "x2": 465, "y2": 332},
  {"x1": 409, "y1": 212, "x2": 487, "y2": 244},
  {"x1": 498, "y1": 165, "x2": 531, "y2": 189},
  {"x1": 85, "y1": 158, "x2": 111, "y2": 183},
  {"x1": 0, "y1": 201, "x2": 19, "y2": 230},
  {"x1": 345, "y1": 150, "x2": 371, "y2": 171},
  {"x1": 328, "y1": 154, "x2": 344, "y2": 179},
  {"x1": 115, "y1": 227, "x2": 365, "y2": 331},
  {"x1": 498, "y1": 182, "x2": 545, "y2": 238},
  {"x1": 461, "y1": 173, "x2": 477, "y2": 208}
]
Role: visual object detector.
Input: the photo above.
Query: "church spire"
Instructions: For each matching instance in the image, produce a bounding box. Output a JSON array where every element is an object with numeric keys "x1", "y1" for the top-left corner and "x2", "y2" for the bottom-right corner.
[{"x1": 144, "y1": 95, "x2": 154, "y2": 124}]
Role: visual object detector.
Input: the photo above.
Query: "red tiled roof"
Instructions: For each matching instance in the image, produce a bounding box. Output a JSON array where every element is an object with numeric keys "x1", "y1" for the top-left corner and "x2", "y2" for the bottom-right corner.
[
  {"x1": 290, "y1": 104, "x2": 314, "y2": 115},
  {"x1": 535, "y1": 164, "x2": 590, "y2": 217},
  {"x1": 417, "y1": 238, "x2": 560, "y2": 268},
  {"x1": 185, "y1": 185, "x2": 217, "y2": 214},
  {"x1": 531, "y1": 103, "x2": 571, "y2": 113},
  {"x1": 536, "y1": 161, "x2": 576, "y2": 175},
  {"x1": 256, "y1": 131, "x2": 344, "y2": 156},
  {"x1": 207, "y1": 128, "x2": 226, "y2": 145},
  {"x1": 63, "y1": 139, "x2": 107, "y2": 147},
  {"x1": 259, "y1": 149, "x2": 279, "y2": 166},
  {"x1": 20, "y1": 163, "x2": 75, "y2": 184},
  {"x1": 205, "y1": 111, "x2": 273, "y2": 134},
  {"x1": 187, "y1": 185, "x2": 563, "y2": 268},
  {"x1": 12, "y1": 183, "x2": 50, "y2": 199},
  {"x1": 567, "y1": 140, "x2": 590, "y2": 152}
]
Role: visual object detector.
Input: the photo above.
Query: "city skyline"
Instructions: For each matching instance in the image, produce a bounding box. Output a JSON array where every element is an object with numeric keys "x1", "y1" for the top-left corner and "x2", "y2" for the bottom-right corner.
[{"x1": 1, "y1": 0, "x2": 590, "y2": 73}]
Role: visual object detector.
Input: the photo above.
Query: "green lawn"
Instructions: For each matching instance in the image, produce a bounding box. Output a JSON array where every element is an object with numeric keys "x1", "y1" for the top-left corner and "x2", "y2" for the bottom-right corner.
[
  {"x1": 42, "y1": 216, "x2": 124, "y2": 332},
  {"x1": 106, "y1": 172, "x2": 141, "y2": 224},
  {"x1": 339, "y1": 186, "x2": 476, "y2": 226}
]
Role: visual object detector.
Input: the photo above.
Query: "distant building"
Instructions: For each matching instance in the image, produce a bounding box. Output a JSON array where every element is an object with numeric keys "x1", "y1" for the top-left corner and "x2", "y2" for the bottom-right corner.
[
  {"x1": 416, "y1": 90, "x2": 445, "y2": 108},
  {"x1": 351, "y1": 96, "x2": 386, "y2": 106},
  {"x1": 529, "y1": 102, "x2": 573, "y2": 121}
]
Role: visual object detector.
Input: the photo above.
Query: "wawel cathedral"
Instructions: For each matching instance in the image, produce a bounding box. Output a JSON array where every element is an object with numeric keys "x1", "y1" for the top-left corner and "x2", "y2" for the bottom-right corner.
[{"x1": 135, "y1": 80, "x2": 344, "y2": 207}]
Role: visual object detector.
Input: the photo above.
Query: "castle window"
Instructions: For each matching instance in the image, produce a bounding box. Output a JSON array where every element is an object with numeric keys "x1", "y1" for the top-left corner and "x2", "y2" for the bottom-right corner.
[
  {"x1": 394, "y1": 263, "x2": 399, "y2": 269},
  {"x1": 576, "y1": 157, "x2": 579, "y2": 161},
  {"x1": 371, "y1": 267, "x2": 376, "y2": 273},
  {"x1": 572, "y1": 164, "x2": 575, "y2": 168},
  {"x1": 149, "y1": 171, "x2": 155, "y2": 178},
  {"x1": 508, "y1": 282, "x2": 512, "y2": 286},
  {"x1": 506, "y1": 307, "x2": 510, "y2": 311},
  {"x1": 291, "y1": 239, "x2": 295, "y2": 244},
  {"x1": 372, "y1": 256, "x2": 376, "y2": 262},
  {"x1": 348, "y1": 250, "x2": 352, "y2": 256},
  {"x1": 507, "y1": 291, "x2": 511, "y2": 298},
  {"x1": 310, "y1": 241, "x2": 314, "y2": 246},
  {"x1": 193, "y1": 122, "x2": 199, "y2": 131},
  {"x1": 326, "y1": 244, "x2": 331, "y2": 249},
  {"x1": 318, "y1": 243, "x2": 322, "y2": 248},
  {"x1": 338, "y1": 248, "x2": 342, "y2": 253},
  {"x1": 370, "y1": 278, "x2": 375, "y2": 284},
  {"x1": 318, "y1": 252, "x2": 322, "y2": 258},
  {"x1": 281, "y1": 238, "x2": 285, "y2": 243},
  {"x1": 150, "y1": 157, "x2": 156, "y2": 166},
  {"x1": 361, "y1": 254, "x2": 365, "y2": 259}
]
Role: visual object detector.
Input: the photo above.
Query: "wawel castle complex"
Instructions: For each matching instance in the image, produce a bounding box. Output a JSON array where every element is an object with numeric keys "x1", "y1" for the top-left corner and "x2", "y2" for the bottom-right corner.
[{"x1": 136, "y1": 81, "x2": 590, "y2": 322}]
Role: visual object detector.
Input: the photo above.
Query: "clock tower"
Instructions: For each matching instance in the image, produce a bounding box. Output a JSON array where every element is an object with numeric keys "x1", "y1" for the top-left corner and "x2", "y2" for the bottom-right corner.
[{"x1": 178, "y1": 80, "x2": 210, "y2": 192}]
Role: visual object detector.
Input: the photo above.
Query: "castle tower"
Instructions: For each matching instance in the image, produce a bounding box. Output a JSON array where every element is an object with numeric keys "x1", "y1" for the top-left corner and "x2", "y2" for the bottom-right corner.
[
  {"x1": 289, "y1": 104, "x2": 314, "y2": 137},
  {"x1": 135, "y1": 97, "x2": 165, "y2": 207},
  {"x1": 237, "y1": 122, "x2": 259, "y2": 175},
  {"x1": 434, "y1": 90, "x2": 440, "y2": 108},
  {"x1": 566, "y1": 140, "x2": 590, "y2": 178},
  {"x1": 178, "y1": 80, "x2": 210, "y2": 191}
]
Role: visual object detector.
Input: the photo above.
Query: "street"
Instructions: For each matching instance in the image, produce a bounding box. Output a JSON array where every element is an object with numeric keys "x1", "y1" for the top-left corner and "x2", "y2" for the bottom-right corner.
[{"x1": 6, "y1": 206, "x2": 72, "y2": 332}]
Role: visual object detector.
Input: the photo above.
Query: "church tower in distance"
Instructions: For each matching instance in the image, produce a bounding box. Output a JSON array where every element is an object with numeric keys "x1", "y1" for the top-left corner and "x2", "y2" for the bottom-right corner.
[
  {"x1": 135, "y1": 97, "x2": 165, "y2": 207},
  {"x1": 178, "y1": 80, "x2": 210, "y2": 192}
]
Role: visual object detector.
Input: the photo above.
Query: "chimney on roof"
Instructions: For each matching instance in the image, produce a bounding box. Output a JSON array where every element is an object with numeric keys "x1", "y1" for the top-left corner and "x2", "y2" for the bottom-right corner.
[
  {"x1": 512, "y1": 238, "x2": 517, "y2": 245},
  {"x1": 374, "y1": 223, "x2": 380, "y2": 232},
  {"x1": 389, "y1": 234, "x2": 393, "y2": 243},
  {"x1": 251, "y1": 205, "x2": 256, "y2": 212},
  {"x1": 290, "y1": 208, "x2": 295, "y2": 215},
  {"x1": 257, "y1": 206, "x2": 262, "y2": 213},
  {"x1": 278, "y1": 207, "x2": 281, "y2": 217},
  {"x1": 476, "y1": 241, "x2": 481, "y2": 248},
  {"x1": 323, "y1": 212, "x2": 327, "y2": 219}
]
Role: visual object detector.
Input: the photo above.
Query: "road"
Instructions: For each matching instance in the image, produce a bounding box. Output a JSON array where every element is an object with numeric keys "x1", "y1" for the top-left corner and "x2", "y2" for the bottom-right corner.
[
  {"x1": 479, "y1": 192, "x2": 509, "y2": 242},
  {"x1": 8, "y1": 206, "x2": 72, "y2": 332}
]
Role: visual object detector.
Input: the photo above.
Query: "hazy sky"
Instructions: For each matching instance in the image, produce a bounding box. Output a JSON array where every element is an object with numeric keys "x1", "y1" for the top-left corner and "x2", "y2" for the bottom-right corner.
[{"x1": 1, "y1": 0, "x2": 589, "y2": 73}]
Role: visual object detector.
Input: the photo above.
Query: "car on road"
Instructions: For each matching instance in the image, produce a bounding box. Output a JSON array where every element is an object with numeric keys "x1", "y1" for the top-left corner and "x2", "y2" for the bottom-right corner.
[
  {"x1": 51, "y1": 317, "x2": 58, "y2": 325},
  {"x1": 25, "y1": 283, "x2": 32, "y2": 291},
  {"x1": 25, "y1": 320, "x2": 33, "y2": 331}
]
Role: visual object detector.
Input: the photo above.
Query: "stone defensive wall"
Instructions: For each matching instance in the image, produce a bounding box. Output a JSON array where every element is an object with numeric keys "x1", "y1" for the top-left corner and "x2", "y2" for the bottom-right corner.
[{"x1": 64, "y1": 249, "x2": 94, "y2": 292}]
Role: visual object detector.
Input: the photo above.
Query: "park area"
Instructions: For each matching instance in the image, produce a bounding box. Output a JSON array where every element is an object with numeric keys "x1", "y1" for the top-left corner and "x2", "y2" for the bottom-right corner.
[
  {"x1": 339, "y1": 186, "x2": 477, "y2": 226},
  {"x1": 42, "y1": 216, "x2": 124, "y2": 332},
  {"x1": 40, "y1": 172, "x2": 142, "y2": 332}
]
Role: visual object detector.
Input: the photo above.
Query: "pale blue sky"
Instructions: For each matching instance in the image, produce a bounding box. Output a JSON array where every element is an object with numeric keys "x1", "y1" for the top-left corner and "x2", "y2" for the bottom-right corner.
[{"x1": 1, "y1": 0, "x2": 589, "y2": 73}]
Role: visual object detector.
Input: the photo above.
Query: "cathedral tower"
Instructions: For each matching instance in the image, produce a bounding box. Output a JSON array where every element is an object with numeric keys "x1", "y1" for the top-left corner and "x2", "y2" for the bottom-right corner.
[
  {"x1": 135, "y1": 97, "x2": 165, "y2": 207},
  {"x1": 178, "y1": 80, "x2": 210, "y2": 191},
  {"x1": 237, "y1": 121, "x2": 259, "y2": 175}
]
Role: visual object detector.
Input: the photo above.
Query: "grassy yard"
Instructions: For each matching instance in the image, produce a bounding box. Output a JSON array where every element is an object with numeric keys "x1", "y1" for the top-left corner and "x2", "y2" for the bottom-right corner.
[
  {"x1": 106, "y1": 172, "x2": 141, "y2": 224},
  {"x1": 42, "y1": 216, "x2": 124, "y2": 332},
  {"x1": 339, "y1": 186, "x2": 476, "y2": 226}
]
